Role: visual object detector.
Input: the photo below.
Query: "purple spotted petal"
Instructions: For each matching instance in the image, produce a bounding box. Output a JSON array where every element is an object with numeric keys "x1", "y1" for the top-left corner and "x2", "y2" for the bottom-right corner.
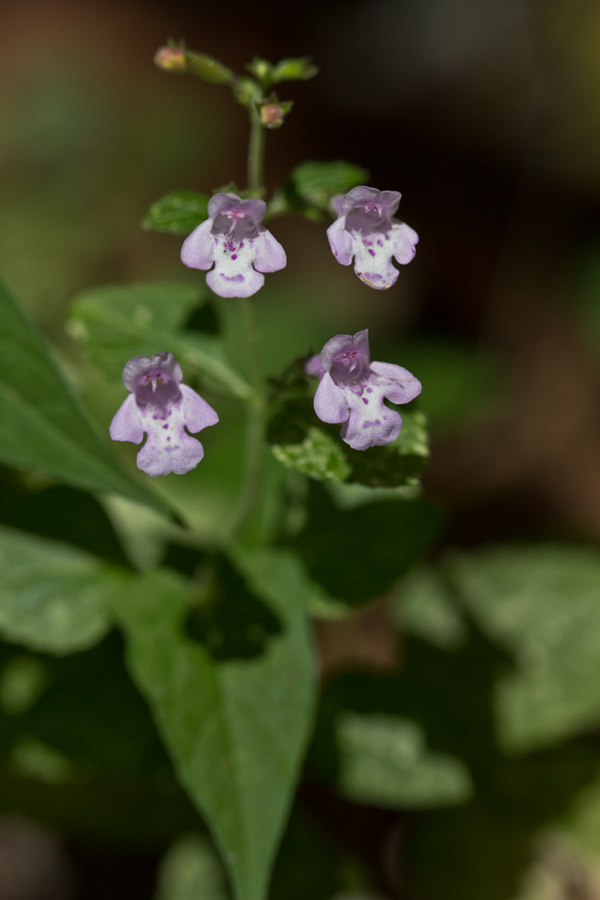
[
  {"x1": 181, "y1": 219, "x2": 215, "y2": 270},
  {"x1": 341, "y1": 388, "x2": 403, "y2": 451},
  {"x1": 180, "y1": 384, "x2": 219, "y2": 432},
  {"x1": 352, "y1": 230, "x2": 402, "y2": 290},
  {"x1": 391, "y1": 221, "x2": 419, "y2": 265},
  {"x1": 326, "y1": 217, "x2": 353, "y2": 266},
  {"x1": 314, "y1": 373, "x2": 349, "y2": 424},
  {"x1": 370, "y1": 361, "x2": 422, "y2": 405},
  {"x1": 253, "y1": 228, "x2": 287, "y2": 273},
  {"x1": 110, "y1": 394, "x2": 144, "y2": 444}
]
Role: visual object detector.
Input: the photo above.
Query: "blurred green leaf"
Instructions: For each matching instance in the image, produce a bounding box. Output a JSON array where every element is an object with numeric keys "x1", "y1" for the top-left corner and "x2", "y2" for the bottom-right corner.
[
  {"x1": 113, "y1": 554, "x2": 316, "y2": 900},
  {"x1": 291, "y1": 161, "x2": 369, "y2": 211},
  {"x1": 0, "y1": 656, "x2": 48, "y2": 715},
  {"x1": 271, "y1": 57, "x2": 319, "y2": 83},
  {"x1": 0, "y1": 526, "x2": 125, "y2": 654},
  {"x1": 268, "y1": 161, "x2": 369, "y2": 220},
  {"x1": 69, "y1": 282, "x2": 251, "y2": 398},
  {"x1": 0, "y1": 279, "x2": 172, "y2": 515},
  {"x1": 392, "y1": 567, "x2": 467, "y2": 650},
  {"x1": 142, "y1": 191, "x2": 209, "y2": 236},
  {"x1": 338, "y1": 713, "x2": 473, "y2": 808},
  {"x1": 155, "y1": 833, "x2": 228, "y2": 900},
  {"x1": 296, "y1": 484, "x2": 445, "y2": 607},
  {"x1": 448, "y1": 544, "x2": 600, "y2": 751}
]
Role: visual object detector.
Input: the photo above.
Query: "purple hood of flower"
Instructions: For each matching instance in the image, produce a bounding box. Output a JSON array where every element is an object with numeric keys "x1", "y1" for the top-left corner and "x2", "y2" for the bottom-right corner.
[
  {"x1": 306, "y1": 330, "x2": 421, "y2": 451},
  {"x1": 180, "y1": 192, "x2": 286, "y2": 298},
  {"x1": 326, "y1": 186, "x2": 418, "y2": 290},
  {"x1": 110, "y1": 352, "x2": 218, "y2": 476}
]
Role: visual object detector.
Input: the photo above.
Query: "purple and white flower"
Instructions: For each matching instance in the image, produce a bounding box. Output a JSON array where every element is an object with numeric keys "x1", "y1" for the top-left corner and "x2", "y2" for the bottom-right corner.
[
  {"x1": 110, "y1": 352, "x2": 218, "y2": 476},
  {"x1": 327, "y1": 186, "x2": 418, "y2": 290},
  {"x1": 306, "y1": 330, "x2": 421, "y2": 451},
  {"x1": 180, "y1": 192, "x2": 286, "y2": 298}
]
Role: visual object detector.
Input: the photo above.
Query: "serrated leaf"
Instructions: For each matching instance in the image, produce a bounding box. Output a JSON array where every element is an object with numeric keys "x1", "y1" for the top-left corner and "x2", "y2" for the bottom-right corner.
[
  {"x1": 69, "y1": 282, "x2": 250, "y2": 398},
  {"x1": 338, "y1": 713, "x2": 473, "y2": 808},
  {"x1": 142, "y1": 191, "x2": 209, "y2": 235},
  {"x1": 0, "y1": 279, "x2": 171, "y2": 515},
  {"x1": 271, "y1": 427, "x2": 351, "y2": 482},
  {"x1": 112, "y1": 553, "x2": 316, "y2": 900},
  {"x1": 449, "y1": 544, "x2": 600, "y2": 751},
  {"x1": 0, "y1": 525, "x2": 125, "y2": 654}
]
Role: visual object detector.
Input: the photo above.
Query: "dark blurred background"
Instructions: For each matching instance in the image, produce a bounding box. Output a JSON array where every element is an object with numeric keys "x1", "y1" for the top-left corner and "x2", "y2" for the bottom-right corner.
[{"x1": 3, "y1": 0, "x2": 600, "y2": 898}]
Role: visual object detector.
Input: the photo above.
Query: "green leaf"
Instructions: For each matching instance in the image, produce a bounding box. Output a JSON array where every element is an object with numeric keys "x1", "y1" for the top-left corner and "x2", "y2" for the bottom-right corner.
[
  {"x1": 0, "y1": 279, "x2": 171, "y2": 515},
  {"x1": 69, "y1": 282, "x2": 251, "y2": 398},
  {"x1": 271, "y1": 57, "x2": 319, "y2": 83},
  {"x1": 338, "y1": 713, "x2": 473, "y2": 808},
  {"x1": 392, "y1": 567, "x2": 467, "y2": 650},
  {"x1": 449, "y1": 544, "x2": 600, "y2": 751},
  {"x1": 296, "y1": 484, "x2": 445, "y2": 607},
  {"x1": 268, "y1": 160, "x2": 369, "y2": 220},
  {"x1": 142, "y1": 191, "x2": 209, "y2": 235},
  {"x1": 0, "y1": 525, "x2": 125, "y2": 654},
  {"x1": 112, "y1": 551, "x2": 316, "y2": 900},
  {"x1": 291, "y1": 161, "x2": 369, "y2": 212},
  {"x1": 271, "y1": 427, "x2": 351, "y2": 482},
  {"x1": 155, "y1": 834, "x2": 228, "y2": 900}
]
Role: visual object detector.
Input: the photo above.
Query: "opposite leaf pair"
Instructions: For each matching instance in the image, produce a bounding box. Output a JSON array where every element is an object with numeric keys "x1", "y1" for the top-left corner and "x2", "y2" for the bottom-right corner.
[
  {"x1": 180, "y1": 186, "x2": 418, "y2": 298},
  {"x1": 110, "y1": 333, "x2": 420, "y2": 476}
]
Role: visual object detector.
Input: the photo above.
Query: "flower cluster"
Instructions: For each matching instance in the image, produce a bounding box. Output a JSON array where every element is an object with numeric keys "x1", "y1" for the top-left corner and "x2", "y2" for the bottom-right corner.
[
  {"x1": 306, "y1": 330, "x2": 421, "y2": 450},
  {"x1": 111, "y1": 189, "x2": 421, "y2": 474},
  {"x1": 180, "y1": 186, "x2": 418, "y2": 298},
  {"x1": 110, "y1": 352, "x2": 218, "y2": 476}
]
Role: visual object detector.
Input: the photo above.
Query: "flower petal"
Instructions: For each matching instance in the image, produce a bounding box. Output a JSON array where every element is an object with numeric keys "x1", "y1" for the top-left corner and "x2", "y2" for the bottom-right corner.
[
  {"x1": 109, "y1": 394, "x2": 144, "y2": 444},
  {"x1": 341, "y1": 389, "x2": 402, "y2": 451},
  {"x1": 314, "y1": 373, "x2": 349, "y2": 423},
  {"x1": 369, "y1": 361, "x2": 422, "y2": 404},
  {"x1": 253, "y1": 228, "x2": 287, "y2": 273},
  {"x1": 207, "y1": 192, "x2": 243, "y2": 218},
  {"x1": 351, "y1": 231, "x2": 400, "y2": 290},
  {"x1": 391, "y1": 221, "x2": 419, "y2": 265},
  {"x1": 181, "y1": 219, "x2": 215, "y2": 270},
  {"x1": 326, "y1": 218, "x2": 353, "y2": 266},
  {"x1": 206, "y1": 236, "x2": 264, "y2": 298},
  {"x1": 135, "y1": 403, "x2": 205, "y2": 476},
  {"x1": 305, "y1": 354, "x2": 325, "y2": 379},
  {"x1": 180, "y1": 384, "x2": 219, "y2": 432}
]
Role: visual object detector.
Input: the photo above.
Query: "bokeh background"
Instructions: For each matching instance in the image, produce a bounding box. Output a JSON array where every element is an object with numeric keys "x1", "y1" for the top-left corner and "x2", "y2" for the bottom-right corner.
[{"x1": 3, "y1": 0, "x2": 600, "y2": 898}]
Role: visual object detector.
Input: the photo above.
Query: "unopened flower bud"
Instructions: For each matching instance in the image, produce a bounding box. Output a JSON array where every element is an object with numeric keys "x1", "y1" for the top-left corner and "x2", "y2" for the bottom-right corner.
[
  {"x1": 257, "y1": 97, "x2": 293, "y2": 129},
  {"x1": 154, "y1": 46, "x2": 187, "y2": 73},
  {"x1": 260, "y1": 104, "x2": 284, "y2": 128}
]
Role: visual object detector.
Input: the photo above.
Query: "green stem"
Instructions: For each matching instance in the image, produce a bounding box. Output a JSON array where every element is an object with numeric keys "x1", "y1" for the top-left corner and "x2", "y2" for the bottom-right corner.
[
  {"x1": 247, "y1": 108, "x2": 266, "y2": 196},
  {"x1": 220, "y1": 104, "x2": 268, "y2": 544},
  {"x1": 224, "y1": 298, "x2": 266, "y2": 542}
]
